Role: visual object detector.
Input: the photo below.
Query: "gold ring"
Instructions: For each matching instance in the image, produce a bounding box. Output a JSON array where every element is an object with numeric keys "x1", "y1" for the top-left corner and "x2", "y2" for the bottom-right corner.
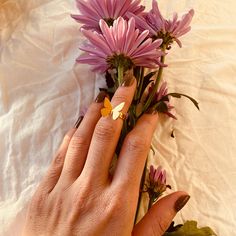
[{"x1": 118, "y1": 112, "x2": 126, "y2": 121}]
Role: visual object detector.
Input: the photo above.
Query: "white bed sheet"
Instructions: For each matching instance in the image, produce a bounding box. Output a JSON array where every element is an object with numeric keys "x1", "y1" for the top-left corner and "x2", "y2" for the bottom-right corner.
[{"x1": 0, "y1": 0, "x2": 236, "y2": 235}]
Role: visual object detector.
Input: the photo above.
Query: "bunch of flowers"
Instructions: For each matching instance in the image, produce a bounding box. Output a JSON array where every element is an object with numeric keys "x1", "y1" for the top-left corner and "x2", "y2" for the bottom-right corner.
[{"x1": 72, "y1": 0, "x2": 215, "y2": 234}]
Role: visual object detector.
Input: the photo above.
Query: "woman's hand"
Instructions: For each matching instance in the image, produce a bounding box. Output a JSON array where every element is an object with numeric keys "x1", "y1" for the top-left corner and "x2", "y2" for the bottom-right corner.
[{"x1": 22, "y1": 73, "x2": 190, "y2": 236}]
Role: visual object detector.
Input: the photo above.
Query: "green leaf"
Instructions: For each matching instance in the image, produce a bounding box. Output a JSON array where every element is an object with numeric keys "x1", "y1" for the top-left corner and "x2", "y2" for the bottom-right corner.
[
  {"x1": 144, "y1": 71, "x2": 157, "y2": 81},
  {"x1": 134, "y1": 66, "x2": 141, "y2": 79},
  {"x1": 167, "y1": 93, "x2": 200, "y2": 110},
  {"x1": 166, "y1": 221, "x2": 183, "y2": 232},
  {"x1": 164, "y1": 221, "x2": 217, "y2": 236},
  {"x1": 154, "y1": 101, "x2": 169, "y2": 113}
]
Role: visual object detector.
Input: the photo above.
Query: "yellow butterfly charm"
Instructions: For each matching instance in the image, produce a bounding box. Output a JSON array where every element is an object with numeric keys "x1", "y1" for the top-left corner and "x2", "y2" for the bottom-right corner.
[{"x1": 101, "y1": 97, "x2": 125, "y2": 120}]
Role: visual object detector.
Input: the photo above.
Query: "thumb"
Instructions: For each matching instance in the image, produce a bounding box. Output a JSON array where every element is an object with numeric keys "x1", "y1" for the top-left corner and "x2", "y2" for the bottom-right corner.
[{"x1": 132, "y1": 191, "x2": 190, "y2": 236}]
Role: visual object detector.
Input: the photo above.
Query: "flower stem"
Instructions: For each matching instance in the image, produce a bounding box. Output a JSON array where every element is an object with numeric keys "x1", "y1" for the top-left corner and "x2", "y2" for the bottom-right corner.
[
  {"x1": 134, "y1": 67, "x2": 141, "y2": 101},
  {"x1": 142, "y1": 49, "x2": 166, "y2": 112},
  {"x1": 134, "y1": 158, "x2": 148, "y2": 225},
  {"x1": 148, "y1": 196, "x2": 155, "y2": 210},
  {"x1": 137, "y1": 67, "x2": 145, "y2": 102},
  {"x1": 118, "y1": 65, "x2": 124, "y2": 86}
]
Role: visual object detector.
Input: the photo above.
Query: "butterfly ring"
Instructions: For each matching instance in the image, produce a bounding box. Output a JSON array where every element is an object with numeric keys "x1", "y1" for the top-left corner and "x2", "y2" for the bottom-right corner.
[
  {"x1": 118, "y1": 111, "x2": 127, "y2": 121},
  {"x1": 101, "y1": 97, "x2": 127, "y2": 121}
]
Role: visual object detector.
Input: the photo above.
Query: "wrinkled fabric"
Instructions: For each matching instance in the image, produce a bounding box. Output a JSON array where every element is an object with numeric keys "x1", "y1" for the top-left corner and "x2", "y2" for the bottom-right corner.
[{"x1": 0, "y1": 0, "x2": 236, "y2": 235}]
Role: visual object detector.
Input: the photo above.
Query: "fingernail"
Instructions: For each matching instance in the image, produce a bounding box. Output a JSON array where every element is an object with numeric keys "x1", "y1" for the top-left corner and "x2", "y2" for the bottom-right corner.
[
  {"x1": 121, "y1": 70, "x2": 135, "y2": 87},
  {"x1": 145, "y1": 107, "x2": 158, "y2": 115},
  {"x1": 174, "y1": 195, "x2": 190, "y2": 212},
  {"x1": 74, "y1": 116, "x2": 84, "y2": 128},
  {"x1": 95, "y1": 91, "x2": 107, "y2": 103}
]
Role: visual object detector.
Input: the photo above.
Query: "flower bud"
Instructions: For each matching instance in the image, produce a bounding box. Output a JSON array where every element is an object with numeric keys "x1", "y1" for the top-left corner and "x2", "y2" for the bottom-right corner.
[{"x1": 147, "y1": 165, "x2": 171, "y2": 202}]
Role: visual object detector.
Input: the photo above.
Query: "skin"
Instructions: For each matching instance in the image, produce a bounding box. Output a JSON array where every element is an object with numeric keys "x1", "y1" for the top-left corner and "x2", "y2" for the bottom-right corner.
[{"x1": 22, "y1": 77, "x2": 188, "y2": 236}]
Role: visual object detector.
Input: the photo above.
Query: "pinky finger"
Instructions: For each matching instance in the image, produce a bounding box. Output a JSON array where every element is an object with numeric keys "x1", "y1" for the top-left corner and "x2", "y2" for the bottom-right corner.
[{"x1": 37, "y1": 127, "x2": 77, "y2": 194}]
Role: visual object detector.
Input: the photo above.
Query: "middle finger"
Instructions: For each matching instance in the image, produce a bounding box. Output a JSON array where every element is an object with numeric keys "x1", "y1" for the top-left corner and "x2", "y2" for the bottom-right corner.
[{"x1": 80, "y1": 72, "x2": 136, "y2": 184}]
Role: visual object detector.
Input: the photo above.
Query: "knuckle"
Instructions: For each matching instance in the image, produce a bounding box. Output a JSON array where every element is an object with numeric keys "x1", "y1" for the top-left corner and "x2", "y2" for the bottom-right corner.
[
  {"x1": 106, "y1": 189, "x2": 128, "y2": 217},
  {"x1": 125, "y1": 133, "x2": 149, "y2": 154},
  {"x1": 47, "y1": 166, "x2": 61, "y2": 183},
  {"x1": 46, "y1": 152, "x2": 64, "y2": 180},
  {"x1": 63, "y1": 134, "x2": 72, "y2": 145},
  {"x1": 52, "y1": 151, "x2": 64, "y2": 167},
  {"x1": 94, "y1": 120, "x2": 116, "y2": 142},
  {"x1": 71, "y1": 186, "x2": 94, "y2": 215},
  {"x1": 69, "y1": 133, "x2": 89, "y2": 151},
  {"x1": 51, "y1": 194, "x2": 64, "y2": 211},
  {"x1": 30, "y1": 191, "x2": 47, "y2": 213},
  {"x1": 141, "y1": 119, "x2": 155, "y2": 131},
  {"x1": 108, "y1": 200, "x2": 124, "y2": 217},
  {"x1": 113, "y1": 93, "x2": 129, "y2": 105},
  {"x1": 153, "y1": 216, "x2": 171, "y2": 235}
]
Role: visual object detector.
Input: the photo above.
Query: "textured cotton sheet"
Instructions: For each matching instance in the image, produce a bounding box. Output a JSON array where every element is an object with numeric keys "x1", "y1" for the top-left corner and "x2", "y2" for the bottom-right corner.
[{"x1": 1, "y1": 0, "x2": 236, "y2": 235}]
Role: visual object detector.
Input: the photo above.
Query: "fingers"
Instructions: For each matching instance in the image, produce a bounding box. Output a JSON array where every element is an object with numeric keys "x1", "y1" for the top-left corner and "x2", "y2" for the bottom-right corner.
[
  {"x1": 113, "y1": 113, "x2": 159, "y2": 190},
  {"x1": 81, "y1": 72, "x2": 137, "y2": 183},
  {"x1": 56, "y1": 92, "x2": 108, "y2": 187},
  {"x1": 132, "y1": 192, "x2": 190, "y2": 236},
  {"x1": 37, "y1": 128, "x2": 76, "y2": 194}
]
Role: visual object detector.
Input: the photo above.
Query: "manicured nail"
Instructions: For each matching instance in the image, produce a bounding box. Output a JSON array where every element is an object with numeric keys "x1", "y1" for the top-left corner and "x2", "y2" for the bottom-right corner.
[
  {"x1": 95, "y1": 91, "x2": 107, "y2": 103},
  {"x1": 74, "y1": 116, "x2": 84, "y2": 128},
  {"x1": 145, "y1": 107, "x2": 158, "y2": 115},
  {"x1": 121, "y1": 70, "x2": 135, "y2": 87},
  {"x1": 174, "y1": 195, "x2": 190, "y2": 212}
]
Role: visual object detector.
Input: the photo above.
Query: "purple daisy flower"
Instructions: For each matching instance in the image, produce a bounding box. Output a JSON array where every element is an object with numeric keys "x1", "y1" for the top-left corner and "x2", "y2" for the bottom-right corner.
[
  {"x1": 71, "y1": 0, "x2": 145, "y2": 32},
  {"x1": 149, "y1": 165, "x2": 167, "y2": 188},
  {"x1": 77, "y1": 17, "x2": 163, "y2": 72},
  {"x1": 149, "y1": 81, "x2": 177, "y2": 119},
  {"x1": 148, "y1": 165, "x2": 171, "y2": 199},
  {"x1": 129, "y1": 0, "x2": 194, "y2": 48}
]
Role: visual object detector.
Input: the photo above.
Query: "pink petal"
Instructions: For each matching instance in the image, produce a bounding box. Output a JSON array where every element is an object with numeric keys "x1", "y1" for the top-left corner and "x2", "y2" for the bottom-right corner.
[
  {"x1": 99, "y1": 20, "x2": 117, "y2": 51},
  {"x1": 90, "y1": 0, "x2": 105, "y2": 18},
  {"x1": 79, "y1": 45, "x2": 107, "y2": 58},
  {"x1": 154, "y1": 166, "x2": 162, "y2": 182},
  {"x1": 114, "y1": 0, "x2": 127, "y2": 18},
  {"x1": 128, "y1": 30, "x2": 149, "y2": 56},
  {"x1": 76, "y1": 0, "x2": 98, "y2": 19},
  {"x1": 82, "y1": 28, "x2": 112, "y2": 55},
  {"x1": 71, "y1": 14, "x2": 98, "y2": 25}
]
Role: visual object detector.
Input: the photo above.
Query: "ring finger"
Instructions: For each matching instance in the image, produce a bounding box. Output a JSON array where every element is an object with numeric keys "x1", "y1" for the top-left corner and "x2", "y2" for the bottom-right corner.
[{"x1": 54, "y1": 91, "x2": 109, "y2": 189}]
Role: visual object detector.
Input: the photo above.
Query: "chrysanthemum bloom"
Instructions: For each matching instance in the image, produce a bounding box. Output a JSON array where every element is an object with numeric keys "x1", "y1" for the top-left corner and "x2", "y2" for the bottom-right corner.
[
  {"x1": 77, "y1": 17, "x2": 163, "y2": 73},
  {"x1": 129, "y1": 0, "x2": 194, "y2": 48},
  {"x1": 148, "y1": 165, "x2": 171, "y2": 200},
  {"x1": 149, "y1": 81, "x2": 177, "y2": 119},
  {"x1": 71, "y1": 0, "x2": 145, "y2": 32}
]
